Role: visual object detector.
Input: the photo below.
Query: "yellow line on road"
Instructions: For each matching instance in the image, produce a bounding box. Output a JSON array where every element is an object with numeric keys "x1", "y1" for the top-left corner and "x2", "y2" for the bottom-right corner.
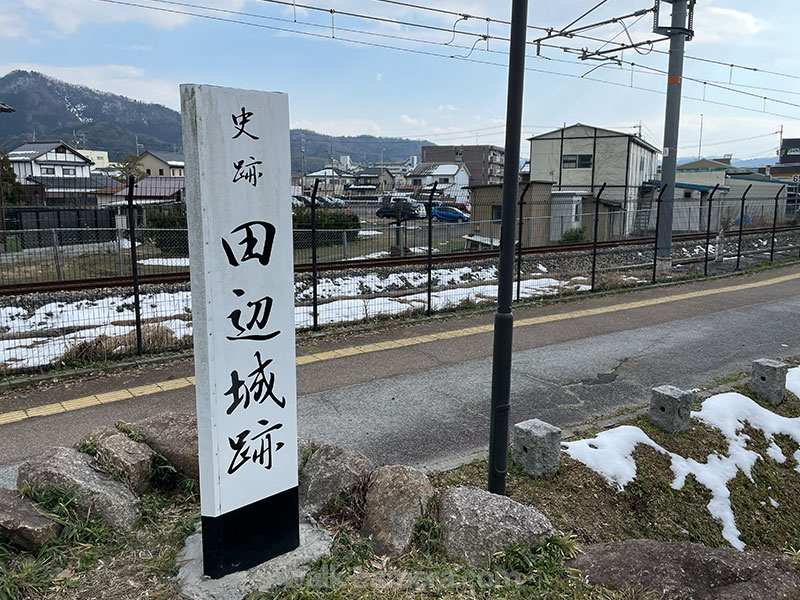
[{"x1": 3, "y1": 271, "x2": 799, "y2": 425}]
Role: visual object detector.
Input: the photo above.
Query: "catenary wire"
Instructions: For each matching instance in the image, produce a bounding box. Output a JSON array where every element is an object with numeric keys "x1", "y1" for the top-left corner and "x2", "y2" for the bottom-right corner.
[{"x1": 94, "y1": 0, "x2": 800, "y2": 123}]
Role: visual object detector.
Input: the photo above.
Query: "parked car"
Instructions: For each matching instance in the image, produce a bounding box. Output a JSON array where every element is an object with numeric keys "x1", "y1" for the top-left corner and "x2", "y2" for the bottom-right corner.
[
  {"x1": 432, "y1": 205, "x2": 470, "y2": 222},
  {"x1": 291, "y1": 196, "x2": 304, "y2": 208},
  {"x1": 441, "y1": 201, "x2": 471, "y2": 214},
  {"x1": 376, "y1": 201, "x2": 425, "y2": 221}
]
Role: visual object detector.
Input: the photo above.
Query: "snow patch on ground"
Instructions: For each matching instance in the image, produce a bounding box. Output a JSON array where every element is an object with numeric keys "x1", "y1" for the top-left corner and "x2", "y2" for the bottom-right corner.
[
  {"x1": 139, "y1": 258, "x2": 190, "y2": 267},
  {"x1": 563, "y1": 373, "x2": 800, "y2": 552}
]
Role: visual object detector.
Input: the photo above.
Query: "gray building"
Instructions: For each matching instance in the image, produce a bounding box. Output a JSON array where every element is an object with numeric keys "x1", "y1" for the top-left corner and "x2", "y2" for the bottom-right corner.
[{"x1": 421, "y1": 145, "x2": 504, "y2": 187}]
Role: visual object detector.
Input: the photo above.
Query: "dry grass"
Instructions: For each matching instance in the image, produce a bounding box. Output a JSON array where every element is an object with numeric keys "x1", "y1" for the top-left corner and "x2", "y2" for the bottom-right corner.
[{"x1": 56, "y1": 324, "x2": 190, "y2": 367}]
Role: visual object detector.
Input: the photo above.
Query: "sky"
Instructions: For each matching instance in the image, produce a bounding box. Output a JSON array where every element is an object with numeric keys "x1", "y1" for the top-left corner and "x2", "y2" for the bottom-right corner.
[{"x1": 2, "y1": 0, "x2": 798, "y2": 161}]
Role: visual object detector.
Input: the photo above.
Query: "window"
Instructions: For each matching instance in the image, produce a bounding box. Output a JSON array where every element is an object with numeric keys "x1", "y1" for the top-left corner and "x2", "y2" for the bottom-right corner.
[
  {"x1": 41, "y1": 166, "x2": 55, "y2": 175},
  {"x1": 574, "y1": 202, "x2": 582, "y2": 221},
  {"x1": 491, "y1": 205, "x2": 502, "y2": 220},
  {"x1": 412, "y1": 178, "x2": 422, "y2": 186},
  {"x1": 159, "y1": 168, "x2": 164, "y2": 176},
  {"x1": 438, "y1": 177, "x2": 450, "y2": 184},
  {"x1": 562, "y1": 154, "x2": 593, "y2": 169},
  {"x1": 146, "y1": 169, "x2": 151, "y2": 175},
  {"x1": 62, "y1": 167, "x2": 76, "y2": 176}
]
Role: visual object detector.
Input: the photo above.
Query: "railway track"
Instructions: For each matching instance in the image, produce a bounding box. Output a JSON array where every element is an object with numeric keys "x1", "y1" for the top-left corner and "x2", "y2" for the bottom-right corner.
[{"x1": 1, "y1": 224, "x2": 797, "y2": 296}]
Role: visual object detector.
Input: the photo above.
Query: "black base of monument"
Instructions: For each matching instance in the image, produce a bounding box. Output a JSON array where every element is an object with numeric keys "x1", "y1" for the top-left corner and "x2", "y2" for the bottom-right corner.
[{"x1": 202, "y1": 486, "x2": 300, "y2": 579}]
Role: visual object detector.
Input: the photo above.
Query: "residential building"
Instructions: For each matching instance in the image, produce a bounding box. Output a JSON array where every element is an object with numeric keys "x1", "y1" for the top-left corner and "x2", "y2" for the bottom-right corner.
[
  {"x1": 405, "y1": 162, "x2": 470, "y2": 200},
  {"x1": 83, "y1": 150, "x2": 110, "y2": 170},
  {"x1": 421, "y1": 145, "x2": 504, "y2": 187},
  {"x1": 529, "y1": 124, "x2": 660, "y2": 234},
  {"x1": 105, "y1": 176, "x2": 185, "y2": 229},
  {"x1": 369, "y1": 156, "x2": 418, "y2": 185},
  {"x1": 352, "y1": 167, "x2": 394, "y2": 195},
  {"x1": 139, "y1": 150, "x2": 185, "y2": 177},
  {"x1": 302, "y1": 167, "x2": 355, "y2": 196},
  {"x1": 8, "y1": 141, "x2": 93, "y2": 180}
]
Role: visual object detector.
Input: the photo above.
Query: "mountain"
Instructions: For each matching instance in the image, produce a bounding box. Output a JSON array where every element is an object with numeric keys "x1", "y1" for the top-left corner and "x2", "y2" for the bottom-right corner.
[
  {"x1": 0, "y1": 70, "x2": 432, "y2": 168},
  {"x1": 0, "y1": 70, "x2": 183, "y2": 160}
]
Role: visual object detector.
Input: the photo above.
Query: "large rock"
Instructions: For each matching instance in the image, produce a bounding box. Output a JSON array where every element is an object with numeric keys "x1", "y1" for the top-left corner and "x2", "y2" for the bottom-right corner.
[
  {"x1": 299, "y1": 445, "x2": 375, "y2": 517},
  {"x1": 438, "y1": 486, "x2": 555, "y2": 567},
  {"x1": 360, "y1": 465, "x2": 434, "y2": 556},
  {"x1": 0, "y1": 488, "x2": 61, "y2": 552},
  {"x1": 17, "y1": 447, "x2": 139, "y2": 531},
  {"x1": 95, "y1": 433, "x2": 155, "y2": 495},
  {"x1": 573, "y1": 540, "x2": 800, "y2": 600},
  {"x1": 130, "y1": 412, "x2": 198, "y2": 481}
]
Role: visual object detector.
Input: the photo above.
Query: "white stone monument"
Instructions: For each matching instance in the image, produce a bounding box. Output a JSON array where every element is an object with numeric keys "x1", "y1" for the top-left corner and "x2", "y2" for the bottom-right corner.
[{"x1": 181, "y1": 84, "x2": 298, "y2": 579}]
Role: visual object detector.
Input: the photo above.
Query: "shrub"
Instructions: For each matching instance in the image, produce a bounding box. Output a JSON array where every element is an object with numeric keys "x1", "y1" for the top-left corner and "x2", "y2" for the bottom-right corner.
[
  {"x1": 147, "y1": 211, "x2": 188, "y2": 256},
  {"x1": 292, "y1": 207, "x2": 360, "y2": 249},
  {"x1": 560, "y1": 226, "x2": 587, "y2": 244}
]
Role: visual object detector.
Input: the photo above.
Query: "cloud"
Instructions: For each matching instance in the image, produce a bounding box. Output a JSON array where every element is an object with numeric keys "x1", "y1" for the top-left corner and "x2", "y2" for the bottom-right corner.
[
  {"x1": 290, "y1": 118, "x2": 382, "y2": 136},
  {"x1": 693, "y1": 6, "x2": 767, "y2": 44},
  {"x1": 401, "y1": 114, "x2": 427, "y2": 127},
  {"x1": 0, "y1": 12, "x2": 30, "y2": 39},
  {"x1": 437, "y1": 104, "x2": 458, "y2": 112},
  {"x1": 22, "y1": 0, "x2": 247, "y2": 34},
  {"x1": 0, "y1": 62, "x2": 180, "y2": 108},
  {"x1": 376, "y1": 73, "x2": 383, "y2": 82}
]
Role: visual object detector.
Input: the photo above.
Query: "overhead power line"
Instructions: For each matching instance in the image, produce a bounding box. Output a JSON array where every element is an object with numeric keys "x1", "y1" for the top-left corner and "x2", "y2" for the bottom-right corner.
[{"x1": 94, "y1": 0, "x2": 800, "y2": 122}]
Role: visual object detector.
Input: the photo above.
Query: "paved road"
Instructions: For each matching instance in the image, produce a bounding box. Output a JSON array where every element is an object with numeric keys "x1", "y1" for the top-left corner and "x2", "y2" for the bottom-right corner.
[{"x1": 1, "y1": 265, "x2": 799, "y2": 481}]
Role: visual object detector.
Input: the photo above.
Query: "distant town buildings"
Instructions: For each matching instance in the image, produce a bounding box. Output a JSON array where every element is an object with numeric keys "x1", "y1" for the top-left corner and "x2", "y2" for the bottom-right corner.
[
  {"x1": 421, "y1": 145, "x2": 504, "y2": 187},
  {"x1": 139, "y1": 150, "x2": 185, "y2": 177}
]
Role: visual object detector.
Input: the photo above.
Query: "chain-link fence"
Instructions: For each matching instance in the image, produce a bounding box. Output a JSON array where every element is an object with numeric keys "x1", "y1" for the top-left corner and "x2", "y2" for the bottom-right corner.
[{"x1": 1, "y1": 176, "x2": 798, "y2": 376}]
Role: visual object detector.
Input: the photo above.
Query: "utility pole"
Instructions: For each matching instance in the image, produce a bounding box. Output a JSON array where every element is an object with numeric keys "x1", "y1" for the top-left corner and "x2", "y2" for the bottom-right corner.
[
  {"x1": 698, "y1": 113, "x2": 704, "y2": 160},
  {"x1": 488, "y1": 0, "x2": 528, "y2": 496},
  {"x1": 655, "y1": 0, "x2": 694, "y2": 272}
]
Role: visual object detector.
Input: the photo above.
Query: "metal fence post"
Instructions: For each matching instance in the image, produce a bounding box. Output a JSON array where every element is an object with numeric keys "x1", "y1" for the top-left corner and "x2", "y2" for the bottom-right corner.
[
  {"x1": 770, "y1": 185, "x2": 785, "y2": 262},
  {"x1": 51, "y1": 229, "x2": 63, "y2": 281},
  {"x1": 652, "y1": 184, "x2": 667, "y2": 285},
  {"x1": 116, "y1": 227, "x2": 124, "y2": 276},
  {"x1": 126, "y1": 175, "x2": 143, "y2": 355},
  {"x1": 703, "y1": 184, "x2": 719, "y2": 276},
  {"x1": 735, "y1": 184, "x2": 752, "y2": 271},
  {"x1": 311, "y1": 179, "x2": 320, "y2": 331},
  {"x1": 342, "y1": 229, "x2": 348, "y2": 260},
  {"x1": 590, "y1": 183, "x2": 606, "y2": 292},
  {"x1": 426, "y1": 182, "x2": 438, "y2": 316},
  {"x1": 516, "y1": 182, "x2": 531, "y2": 302}
]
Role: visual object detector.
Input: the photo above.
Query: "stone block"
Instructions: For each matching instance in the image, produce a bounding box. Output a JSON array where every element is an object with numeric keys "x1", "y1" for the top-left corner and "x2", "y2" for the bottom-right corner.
[
  {"x1": 131, "y1": 412, "x2": 199, "y2": 480},
  {"x1": 17, "y1": 447, "x2": 139, "y2": 531},
  {"x1": 0, "y1": 488, "x2": 61, "y2": 552},
  {"x1": 649, "y1": 385, "x2": 692, "y2": 434},
  {"x1": 360, "y1": 465, "x2": 435, "y2": 556},
  {"x1": 96, "y1": 433, "x2": 156, "y2": 495},
  {"x1": 511, "y1": 419, "x2": 561, "y2": 478},
  {"x1": 438, "y1": 487, "x2": 555, "y2": 567},
  {"x1": 299, "y1": 444, "x2": 375, "y2": 517},
  {"x1": 750, "y1": 359, "x2": 788, "y2": 407}
]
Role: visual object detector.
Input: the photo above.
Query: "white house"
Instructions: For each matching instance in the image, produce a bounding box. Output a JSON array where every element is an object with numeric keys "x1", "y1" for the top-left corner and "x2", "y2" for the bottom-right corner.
[
  {"x1": 8, "y1": 141, "x2": 93, "y2": 180},
  {"x1": 529, "y1": 124, "x2": 660, "y2": 234},
  {"x1": 405, "y1": 162, "x2": 471, "y2": 199}
]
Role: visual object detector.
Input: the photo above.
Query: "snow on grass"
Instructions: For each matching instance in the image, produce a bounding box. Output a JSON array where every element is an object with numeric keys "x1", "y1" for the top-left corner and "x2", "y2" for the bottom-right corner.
[
  {"x1": 358, "y1": 230, "x2": 382, "y2": 237},
  {"x1": 139, "y1": 258, "x2": 190, "y2": 267},
  {"x1": 563, "y1": 372, "x2": 800, "y2": 552}
]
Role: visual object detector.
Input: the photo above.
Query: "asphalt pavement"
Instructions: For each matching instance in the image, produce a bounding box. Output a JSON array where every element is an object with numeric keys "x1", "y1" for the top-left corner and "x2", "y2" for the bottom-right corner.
[{"x1": 2, "y1": 264, "x2": 799, "y2": 483}]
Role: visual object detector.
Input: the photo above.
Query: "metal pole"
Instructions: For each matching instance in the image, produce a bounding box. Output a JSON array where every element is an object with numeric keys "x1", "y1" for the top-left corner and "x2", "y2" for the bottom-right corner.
[
  {"x1": 426, "y1": 182, "x2": 438, "y2": 316},
  {"x1": 770, "y1": 186, "x2": 785, "y2": 262},
  {"x1": 656, "y1": 0, "x2": 690, "y2": 272},
  {"x1": 311, "y1": 179, "x2": 320, "y2": 331},
  {"x1": 488, "y1": 0, "x2": 528, "y2": 496},
  {"x1": 652, "y1": 184, "x2": 667, "y2": 285},
  {"x1": 516, "y1": 182, "x2": 531, "y2": 302},
  {"x1": 590, "y1": 183, "x2": 606, "y2": 291},
  {"x1": 736, "y1": 184, "x2": 752, "y2": 271},
  {"x1": 52, "y1": 229, "x2": 63, "y2": 281},
  {"x1": 703, "y1": 184, "x2": 719, "y2": 276},
  {"x1": 126, "y1": 175, "x2": 142, "y2": 355}
]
